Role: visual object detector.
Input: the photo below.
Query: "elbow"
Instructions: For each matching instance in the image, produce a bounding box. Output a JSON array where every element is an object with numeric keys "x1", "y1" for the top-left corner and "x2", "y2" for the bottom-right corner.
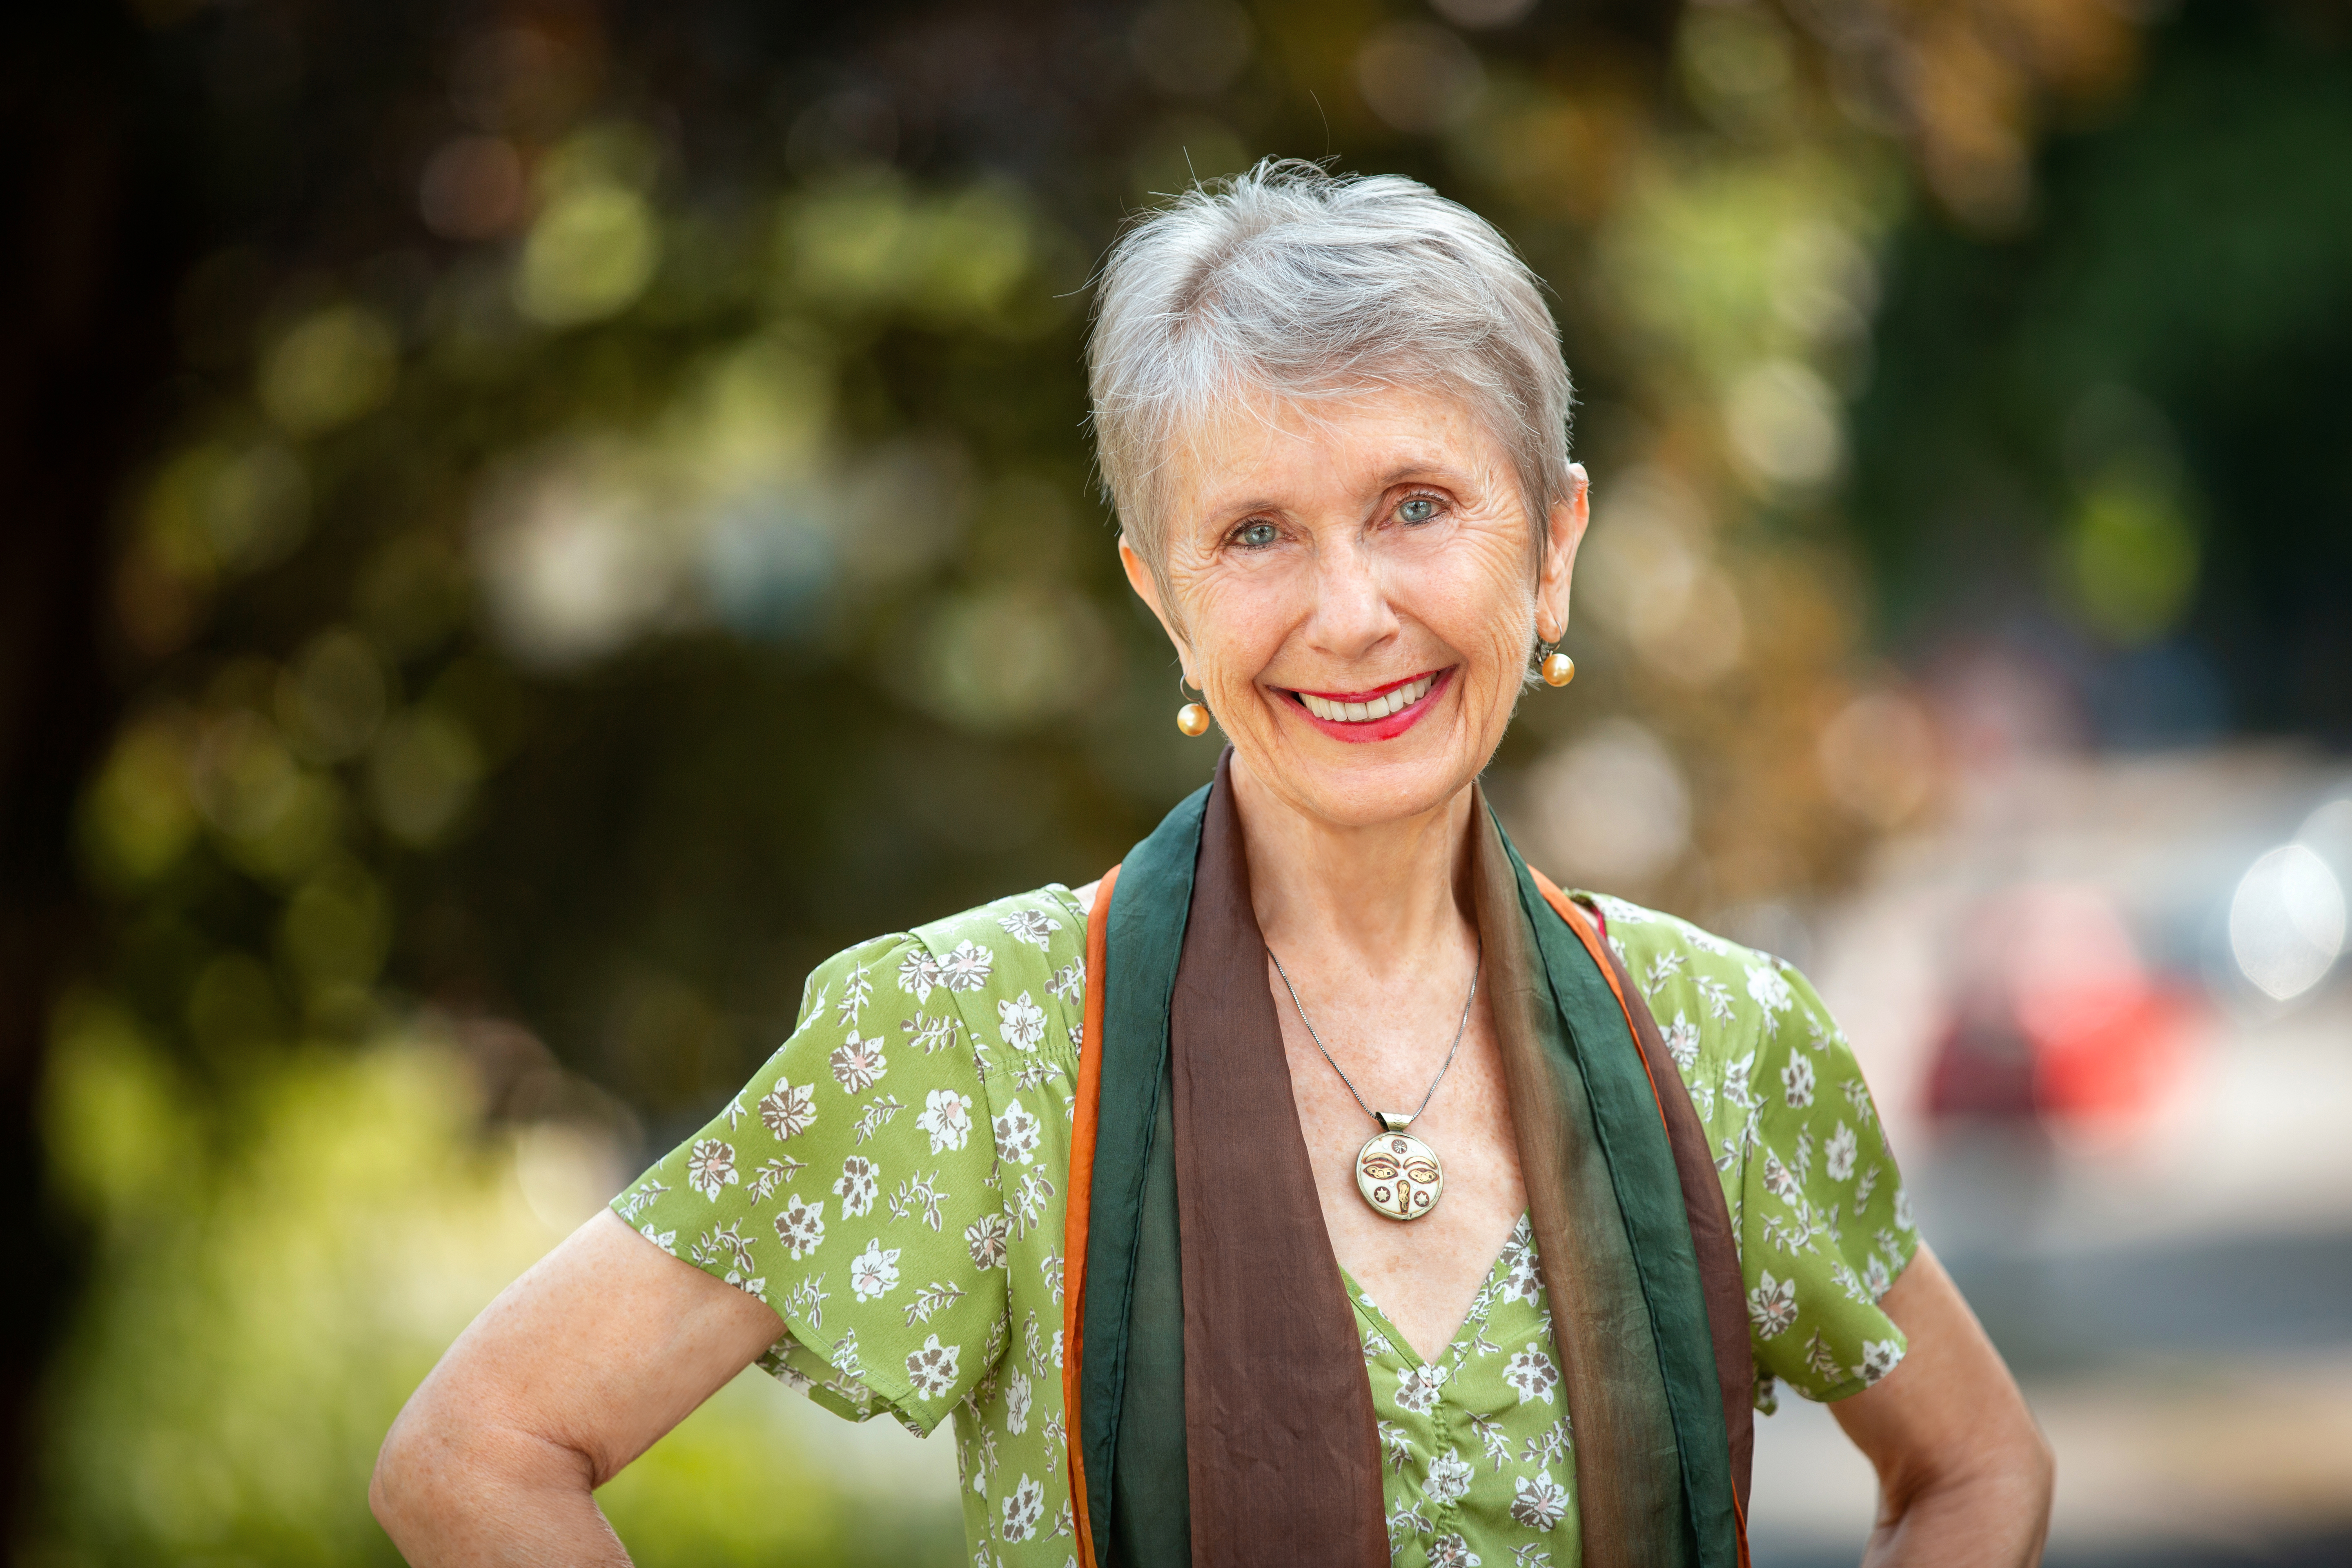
[
  {"x1": 2020, "y1": 1420, "x2": 2057, "y2": 1523},
  {"x1": 370, "y1": 1407, "x2": 435, "y2": 1548}
]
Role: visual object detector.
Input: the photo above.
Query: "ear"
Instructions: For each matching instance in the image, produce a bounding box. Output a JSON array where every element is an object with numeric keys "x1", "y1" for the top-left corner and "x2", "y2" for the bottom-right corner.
[
  {"x1": 1118, "y1": 536, "x2": 1196, "y2": 681},
  {"x1": 1535, "y1": 463, "x2": 1590, "y2": 641}
]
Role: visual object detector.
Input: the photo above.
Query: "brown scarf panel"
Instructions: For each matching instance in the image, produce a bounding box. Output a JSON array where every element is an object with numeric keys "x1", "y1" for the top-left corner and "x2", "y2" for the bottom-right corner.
[{"x1": 1168, "y1": 762, "x2": 1389, "y2": 1566}]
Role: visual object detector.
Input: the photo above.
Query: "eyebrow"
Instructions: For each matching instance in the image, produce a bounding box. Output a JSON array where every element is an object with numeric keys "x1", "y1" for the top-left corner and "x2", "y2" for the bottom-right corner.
[{"x1": 1201, "y1": 462, "x2": 1468, "y2": 519}]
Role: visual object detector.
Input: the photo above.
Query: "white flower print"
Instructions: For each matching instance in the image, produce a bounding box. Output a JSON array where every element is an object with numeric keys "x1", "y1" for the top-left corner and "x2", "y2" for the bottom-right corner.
[
  {"x1": 1521, "y1": 1419, "x2": 1571, "y2": 1470},
  {"x1": 1825, "y1": 1122, "x2": 1858, "y2": 1182},
  {"x1": 941, "y1": 939, "x2": 995, "y2": 992},
  {"x1": 614, "y1": 1178, "x2": 667, "y2": 1220},
  {"x1": 773, "y1": 1194, "x2": 826, "y2": 1260},
  {"x1": 1394, "y1": 1363, "x2": 1449, "y2": 1414},
  {"x1": 904, "y1": 1332, "x2": 962, "y2": 1401},
  {"x1": 1862, "y1": 1252, "x2": 1893, "y2": 1300},
  {"x1": 1429, "y1": 1533, "x2": 1482, "y2": 1567},
  {"x1": 1663, "y1": 1010, "x2": 1700, "y2": 1072},
  {"x1": 896, "y1": 947, "x2": 943, "y2": 1001},
  {"x1": 997, "y1": 991, "x2": 1047, "y2": 1051},
  {"x1": 830, "y1": 1033, "x2": 887, "y2": 1093},
  {"x1": 999, "y1": 909, "x2": 1060, "y2": 948},
  {"x1": 1497, "y1": 1230, "x2": 1544, "y2": 1305},
  {"x1": 1425, "y1": 1448, "x2": 1475, "y2": 1507},
  {"x1": 993, "y1": 1098, "x2": 1042, "y2": 1166},
  {"x1": 1748, "y1": 1271, "x2": 1798, "y2": 1337},
  {"x1": 834, "y1": 965, "x2": 873, "y2": 1025},
  {"x1": 1595, "y1": 893, "x2": 1655, "y2": 925},
  {"x1": 685, "y1": 1138, "x2": 737, "y2": 1200},
  {"x1": 1857, "y1": 1338, "x2": 1905, "y2": 1385},
  {"x1": 1503, "y1": 1346, "x2": 1561, "y2": 1405},
  {"x1": 1006, "y1": 1369, "x2": 1033, "y2": 1434},
  {"x1": 1046, "y1": 959, "x2": 1084, "y2": 1004},
  {"x1": 965, "y1": 1209, "x2": 1011, "y2": 1270},
  {"x1": 758, "y1": 1079, "x2": 817, "y2": 1140},
  {"x1": 693, "y1": 1220, "x2": 756, "y2": 1276},
  {"x1": 1511, "y1": 1472, "x2": 1571, "y2": 1530},
  {"x1": 1782, "y1": 1053, "x2": 1815, "y2": 1108},
  {"x1": 1805, "y1": 1328, "x2": 1843, "y2": 1384},
  {"x1": 833, "y1": 1155, "x2": 879, "y2": 1217},
  {"x1": 1000, "y1": 1472, "x2": 1045, "y2": 1541},
  {"x1": 1761, "y1": 1147, "x2": 1803, "y2": 1205},
  {"x1": 917, "y1": 1088, "x2": 974, "y2": 1153},
  {"x1": 1722, "y1": 1051, "x2": 1758, "y2": 1111},
  {"x1": 849, "y1": 1238, "x2": 901, "y2": 1301},
  {"x1": 829, "y1": 1327, "x2": 862, "y2": 1376},
  {"x1": 1746, "y1": 963, "x2": 1795, "y2": 1014},
  {"x1": 1893, "y1": 1183, "x2": 1915, "y2": 1230},
  {"x1": 1680, "y1": 920, "x2": 1733, "y2": 955},
  {"x1": 1694, "y1": 974, "x2": 1735, "y2": 1021}
]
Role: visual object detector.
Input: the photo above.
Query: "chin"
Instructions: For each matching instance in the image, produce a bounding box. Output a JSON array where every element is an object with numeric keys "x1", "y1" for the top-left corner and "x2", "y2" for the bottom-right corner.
[{"x1": 1239, "y1": 683, "x2": 1502, "y2": 831}]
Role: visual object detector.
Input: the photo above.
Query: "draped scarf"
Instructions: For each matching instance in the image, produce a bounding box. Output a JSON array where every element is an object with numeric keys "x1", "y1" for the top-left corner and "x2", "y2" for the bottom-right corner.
[{"x1": 1063, "y1": 757, "x2": 1752, "y2": 1567}]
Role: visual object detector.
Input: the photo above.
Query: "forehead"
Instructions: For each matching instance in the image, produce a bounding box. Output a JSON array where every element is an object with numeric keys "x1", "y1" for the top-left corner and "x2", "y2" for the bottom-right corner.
[{"x1": 1164, "y1": 381, "x2": 1512, "y2": 519}]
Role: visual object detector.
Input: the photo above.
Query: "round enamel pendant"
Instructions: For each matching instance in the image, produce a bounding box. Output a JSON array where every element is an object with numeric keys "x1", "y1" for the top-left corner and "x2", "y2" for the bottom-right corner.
[{"x1": 1354, "y1": 1127, "x2": 1443, "y2": 1221}]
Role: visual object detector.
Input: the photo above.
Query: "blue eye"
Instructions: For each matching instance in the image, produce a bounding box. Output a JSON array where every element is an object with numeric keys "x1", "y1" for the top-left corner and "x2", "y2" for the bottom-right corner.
[
  {"x1": 1398, "y1": 497, "x2": 1438, "y2": 524},
  {"x1": 1236, "y1": 520, "x2": 1279, "y2": 548}
]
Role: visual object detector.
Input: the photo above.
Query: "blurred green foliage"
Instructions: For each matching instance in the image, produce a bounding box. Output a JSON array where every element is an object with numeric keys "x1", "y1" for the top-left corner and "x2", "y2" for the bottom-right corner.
[{"x1": 30, "y1": 0, "x2": 2352, "y2": 1561}]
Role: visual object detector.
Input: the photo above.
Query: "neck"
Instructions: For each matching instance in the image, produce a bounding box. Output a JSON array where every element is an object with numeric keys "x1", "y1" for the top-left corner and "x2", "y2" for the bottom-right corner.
[{"x1": 1226, "y1": 751, "x2": 1481, "y2": 970}]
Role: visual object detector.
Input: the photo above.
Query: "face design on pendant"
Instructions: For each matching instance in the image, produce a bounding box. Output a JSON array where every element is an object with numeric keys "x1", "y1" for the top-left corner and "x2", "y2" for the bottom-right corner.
[{"x1": 1355, "y1": 1130, "x2": 1443, "y2": 1221}]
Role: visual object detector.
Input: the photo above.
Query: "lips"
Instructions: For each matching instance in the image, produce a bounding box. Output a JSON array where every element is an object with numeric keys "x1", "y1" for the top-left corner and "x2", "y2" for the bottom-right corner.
[
  {"x1": 1277, "y1": 667, "x2": 1452, "y2": 743},
  {"x1": 1292, "y1": 672, "x2": 1437, "y2": 724}
]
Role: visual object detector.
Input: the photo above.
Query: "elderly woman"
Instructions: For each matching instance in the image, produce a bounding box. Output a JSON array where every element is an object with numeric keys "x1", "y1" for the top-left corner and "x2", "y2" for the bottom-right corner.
[{"x1": 373, "y1": 163, "x2": 2051, "y2": 1567}]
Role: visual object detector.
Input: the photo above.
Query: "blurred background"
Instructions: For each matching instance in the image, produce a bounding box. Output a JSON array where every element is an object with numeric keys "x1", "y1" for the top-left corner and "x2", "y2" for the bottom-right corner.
[{"x1": 5, "y1": 0, "x2": 2350, "y2": 1562}]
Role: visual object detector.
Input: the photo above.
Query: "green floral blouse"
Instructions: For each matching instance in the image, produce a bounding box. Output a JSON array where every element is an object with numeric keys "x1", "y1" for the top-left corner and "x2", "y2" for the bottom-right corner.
[{"x1": 612, "y1": 884, "x2": 1918, "y2": 1567}]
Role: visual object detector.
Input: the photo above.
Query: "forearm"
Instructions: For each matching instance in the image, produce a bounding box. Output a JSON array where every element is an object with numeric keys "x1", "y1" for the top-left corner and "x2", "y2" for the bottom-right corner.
[
  {"x1": 1833, "y1": 1245, "x2": 2054, "y2": 1568},
  {"x1": 371, "y1": 1420, "x2": 632, "y2": 1568},
  {"x1": 1860, "y1": 1445, "x2": 2053, "y2": 1568}
]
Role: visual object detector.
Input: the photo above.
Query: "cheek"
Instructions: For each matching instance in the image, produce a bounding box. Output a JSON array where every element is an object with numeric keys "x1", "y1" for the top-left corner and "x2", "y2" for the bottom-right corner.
[
  {"x1": 1424, "y1": 526, "x2": 1537, "y2": 662},
  {"x1": 1174, "y1": 564, "x2": 1288, "y2": 678}
]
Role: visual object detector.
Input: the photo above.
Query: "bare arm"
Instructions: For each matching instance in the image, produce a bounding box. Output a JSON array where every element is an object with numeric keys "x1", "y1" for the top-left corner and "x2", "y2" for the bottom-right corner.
[
  {"x1": 1831, "y1": 1242, "x2": 2054, "y2": 1567},
  {"x1": 370, "y1": 1209, "x2": 787, "y2": 1566}
]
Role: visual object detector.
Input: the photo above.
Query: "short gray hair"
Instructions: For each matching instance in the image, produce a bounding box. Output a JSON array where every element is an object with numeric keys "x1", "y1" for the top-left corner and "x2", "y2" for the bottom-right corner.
[{"x1": 1087, "y1": 158, "x2": 1573, "y2": 578}]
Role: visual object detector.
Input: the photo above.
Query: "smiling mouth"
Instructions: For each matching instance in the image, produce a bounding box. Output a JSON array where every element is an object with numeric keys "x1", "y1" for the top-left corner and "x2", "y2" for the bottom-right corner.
[{"x1": 1286, "y1": 670, "x2": 1443, "y2": 724}]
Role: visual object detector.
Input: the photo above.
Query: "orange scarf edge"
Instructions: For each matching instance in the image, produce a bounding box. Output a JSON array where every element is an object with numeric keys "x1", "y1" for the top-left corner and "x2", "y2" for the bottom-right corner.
[{"x1": 1064, "y1": 864, "x2": 1118, "y2": 1568}]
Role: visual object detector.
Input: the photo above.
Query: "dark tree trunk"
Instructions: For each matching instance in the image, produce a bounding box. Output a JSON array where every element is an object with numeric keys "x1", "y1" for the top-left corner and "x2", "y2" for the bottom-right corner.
[{"x1": 0, "y1": 8, "x2": 197, "y2": 1548}]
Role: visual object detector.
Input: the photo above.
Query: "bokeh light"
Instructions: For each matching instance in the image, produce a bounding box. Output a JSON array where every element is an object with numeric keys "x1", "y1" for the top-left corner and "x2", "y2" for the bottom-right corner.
[{"x1": 2230, "y1": 843, "x2": 2347, "y2": 1002}]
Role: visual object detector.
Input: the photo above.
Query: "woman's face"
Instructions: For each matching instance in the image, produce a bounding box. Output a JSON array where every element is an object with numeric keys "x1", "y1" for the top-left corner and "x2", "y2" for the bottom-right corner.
[{"x1": 1123, "y1": 382, "x2": 1586, "y2": 831}]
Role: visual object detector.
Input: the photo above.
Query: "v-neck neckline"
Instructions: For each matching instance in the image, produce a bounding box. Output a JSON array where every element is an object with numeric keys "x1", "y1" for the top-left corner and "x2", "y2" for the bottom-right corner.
[{"x1": 1339, "y1": 1210, "x2": 1532, "y2": 1371}]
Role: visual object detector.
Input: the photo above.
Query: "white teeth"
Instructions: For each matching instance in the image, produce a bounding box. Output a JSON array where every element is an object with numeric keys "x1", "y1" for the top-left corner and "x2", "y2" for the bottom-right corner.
[{"x1": 1300, "y1": 675, "x2": 1437, "y2": 724}]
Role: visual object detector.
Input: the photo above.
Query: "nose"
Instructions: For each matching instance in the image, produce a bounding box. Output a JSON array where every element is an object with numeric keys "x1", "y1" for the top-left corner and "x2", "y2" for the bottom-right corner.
[{"x1": 1304, "y1": 535, "x2": 1399, "y2": 661}]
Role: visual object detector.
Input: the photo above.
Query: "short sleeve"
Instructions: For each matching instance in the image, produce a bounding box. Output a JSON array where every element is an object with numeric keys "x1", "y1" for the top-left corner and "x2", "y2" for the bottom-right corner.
[
  {"x1": 1590, "y1": 895, "x2": 1921, "y2": 1407},
  {"x1": 1728, "y1": 959, "x2": 1918, "y2": 1403},
  {"x1": 611, "y1": 933, "x2": 1011, "y2": 1435}
]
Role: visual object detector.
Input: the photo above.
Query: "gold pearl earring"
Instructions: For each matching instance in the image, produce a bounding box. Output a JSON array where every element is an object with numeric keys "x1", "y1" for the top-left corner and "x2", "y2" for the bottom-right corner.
[
  {"x1": 1536, "y1": 625, "x2": 1575, "y2": 687},
  {"x1": 1176, "y1": 675, "x2": 1211, "y2": 736}
]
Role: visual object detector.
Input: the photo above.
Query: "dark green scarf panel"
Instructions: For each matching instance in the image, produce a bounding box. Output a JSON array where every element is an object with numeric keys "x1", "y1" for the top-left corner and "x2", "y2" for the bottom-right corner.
[{"x1": 1078, "y1": 782, "x2": 1204, "y2": 1567}]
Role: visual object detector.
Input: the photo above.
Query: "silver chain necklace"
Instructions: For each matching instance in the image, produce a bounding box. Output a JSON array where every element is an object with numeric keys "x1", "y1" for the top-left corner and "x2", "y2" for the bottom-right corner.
[{"x1": 1267, "y1": 940, "x2": 1481, "y2": 1222}]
